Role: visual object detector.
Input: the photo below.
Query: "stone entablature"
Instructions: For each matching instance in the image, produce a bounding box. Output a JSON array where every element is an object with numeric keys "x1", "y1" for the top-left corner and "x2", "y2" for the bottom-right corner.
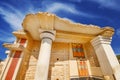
[{"x1": 22, "y1": 12, "x2": 114, "y2": 42}]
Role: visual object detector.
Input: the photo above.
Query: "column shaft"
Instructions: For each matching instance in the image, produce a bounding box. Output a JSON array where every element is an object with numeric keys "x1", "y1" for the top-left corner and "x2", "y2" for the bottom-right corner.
[
  {"x1": 35, "y1": 38, "x2": 52, "y2": 80},
  {"x1": 35, "y1": 30, "x2": 55, "y2": 80}
]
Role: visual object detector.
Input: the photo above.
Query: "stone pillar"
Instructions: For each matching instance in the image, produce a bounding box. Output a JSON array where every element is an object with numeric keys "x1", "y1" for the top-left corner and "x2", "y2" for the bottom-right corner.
[
  {"x1": 35, "y1": 30, "x2": 56, "y2": 80},
  {"x1": 91, "y1": 36, "x2": 120, "y2": 80}
]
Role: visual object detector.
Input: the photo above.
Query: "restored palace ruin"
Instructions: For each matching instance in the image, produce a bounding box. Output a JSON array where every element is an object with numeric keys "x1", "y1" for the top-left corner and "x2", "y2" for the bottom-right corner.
[{"x1": 0, "y1": 12, "x2": 120, "y2": 80}]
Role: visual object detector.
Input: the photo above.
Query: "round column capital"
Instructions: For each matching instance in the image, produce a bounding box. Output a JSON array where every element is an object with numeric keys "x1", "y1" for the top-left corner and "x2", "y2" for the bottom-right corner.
[{"x1": 39, "y1": 29, "x2": 56, "y2": 41}]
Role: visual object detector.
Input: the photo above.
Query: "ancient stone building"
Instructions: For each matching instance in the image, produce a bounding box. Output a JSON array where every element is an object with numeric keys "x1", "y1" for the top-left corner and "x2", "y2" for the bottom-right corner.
[{"x1": 0, "y1": 12, "x2": 120, "y2": 80}]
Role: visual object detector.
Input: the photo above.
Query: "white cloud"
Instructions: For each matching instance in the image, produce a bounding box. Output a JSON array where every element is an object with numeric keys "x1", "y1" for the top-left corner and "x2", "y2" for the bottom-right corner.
[
  {"x1": 45, "y1": 3, "x2": 98, "y2": 18},
  {"x1": 0, "y1": 2, "x2": 41, "y2": 42},
  {"x1": 90, "y1": 0, "x2": 120, "y2": 10},
  {"x1": 0, "y1": 30, "x2": 15, "y2": 42},
  {"x1": 0, "y1": 3, "x2": 25, "y2": 42},
  {"x1": 0, "y1": 3, "x2": 24, "y2": 30},
  {"x1": 46, "y1": 3, "x2": 79, "y2": 15},
  {"x1": 0, "y1": 36, "x2": 15, "y2": 42}
]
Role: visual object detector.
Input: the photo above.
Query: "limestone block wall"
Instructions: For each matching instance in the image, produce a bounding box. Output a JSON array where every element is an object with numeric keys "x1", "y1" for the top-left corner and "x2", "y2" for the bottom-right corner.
[
  {"x1": 84, "y1": 42, "x2": 103, "y2": 77},
  {"x1": 24, "y1": 42, "x2": 70, "y2": 80},
  {"x1": 16, "y1": 38, "x2": 70, "y2": 80},
  {"x1": 48, "y1": 42, "x2": 70, "y2": 80},
  {"x1": 24, "y1": 56, "x2": 37, "y2": 80},
  {"x1": 84, "y1": 42, "x2": 99, "y2": 67},
  {"x1": 24, "y1": 41, "x2": 40, "y2": 80},
  {"x1": 15, "y1": 40, "x2": 103, "y2": 80}
]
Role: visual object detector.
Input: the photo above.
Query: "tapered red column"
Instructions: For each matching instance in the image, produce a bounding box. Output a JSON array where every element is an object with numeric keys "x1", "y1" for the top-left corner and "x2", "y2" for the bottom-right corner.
[
  {"x1": 35, "y1": 30, "x2": 56, "y2": 80},
  {"x1": 91, "y1": 36, "x2": 120, "y2": 80}
]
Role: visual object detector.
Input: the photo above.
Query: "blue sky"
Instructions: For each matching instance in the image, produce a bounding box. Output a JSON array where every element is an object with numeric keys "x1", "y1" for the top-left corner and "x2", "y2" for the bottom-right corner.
[{"x1": 0, "y1": 0, "x2": 120, "y2": 60}]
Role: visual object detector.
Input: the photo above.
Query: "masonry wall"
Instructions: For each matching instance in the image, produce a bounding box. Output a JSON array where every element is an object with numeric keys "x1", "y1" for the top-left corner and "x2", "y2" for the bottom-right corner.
[
  {"x1": 15, "y1": 40, "x2": 103, "y2": 80},
  {"x1": 49, "y1": 42, "x2": 70, "y2": 80},
  {"x1": 84, "y1": 42, "x2": 103, "y2": 77},
  {"x1": 22, "y1": 42, "x2": 70, "y2": 80},
  {"x1": 24, "y1": 41, "x2": 40, "y2": 80}
]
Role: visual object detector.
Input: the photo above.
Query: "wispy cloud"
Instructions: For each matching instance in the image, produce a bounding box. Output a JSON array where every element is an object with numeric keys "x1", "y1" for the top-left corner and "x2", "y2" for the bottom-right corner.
[
  {"x1": 0, "y1": 2, "x2": 25, "y2": 42},
  {"x1": 90, "y1": 0, "x2": 120, "y2": 10},
  {"x1": 0, "y1": 36, "x2": 15, "y2": 42},
  {"x1": 45, "y1": 3, "x2": 98, "y2": 18},
  {"x1": 0, "y1": 30, "x2": 15, "y2": 42},
  {"x1": 45, "y1": 3, "x2": 79, "y2": 15},
  {"x1": 0, "y1": 3, "x2": 24, "y2": 30},
  {"x1": 116, "y1": 28, "x2": 120, "y2": 37}
]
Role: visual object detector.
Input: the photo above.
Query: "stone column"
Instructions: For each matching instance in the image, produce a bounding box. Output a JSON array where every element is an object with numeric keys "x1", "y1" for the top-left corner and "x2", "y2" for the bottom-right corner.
[
  {"x1": 91, "y1": 36, "x2": 120, "y2": 80},
  {"x1": 35, "y1": 30, "x2": 56, "y2": 80}
]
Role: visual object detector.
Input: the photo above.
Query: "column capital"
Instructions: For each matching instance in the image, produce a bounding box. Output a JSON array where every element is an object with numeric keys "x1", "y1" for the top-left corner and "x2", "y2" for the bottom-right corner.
[
  {"x1": 91, "y1": 36, "x2": 112, "y2": 48},
  {"x1": 39, "y1": 29, "x2": 56, "y2": 41}
]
